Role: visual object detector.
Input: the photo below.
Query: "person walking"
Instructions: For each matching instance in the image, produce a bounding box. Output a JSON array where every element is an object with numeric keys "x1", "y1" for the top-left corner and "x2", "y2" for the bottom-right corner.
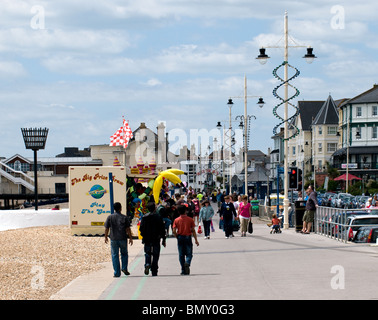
[
  {"x1": 192, "y1": 196, "x2": 200, "y2": 226},
  {"x1": 301, "y1": 185, "x2": 318, "y2": 234},
  {"x1": 104, "y1": 202, "x2": 133, "y2": 277},
  {"x1": 238, "y1": 195, "x2": 252, "y2": 237},
  {"x1": 199, "y1": 200, "x2": 215, "y2": 239},
  {"x1": 139, "y1": 202, "x2": 166, "y2": 276},
  {"x1": 172, "y1": 204, "x2": 199, "y2": 275},
  {"x1": 220, "y1": 195, "x2": 237, "y2": 239}
]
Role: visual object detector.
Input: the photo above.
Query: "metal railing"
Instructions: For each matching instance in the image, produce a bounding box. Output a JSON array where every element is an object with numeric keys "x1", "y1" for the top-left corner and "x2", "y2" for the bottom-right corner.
[
  {"x1": 315, "y1": 206, "x2": 378, "y2": 243},
  {"x1": 0, "y1": 161, "x2": 34, "y2": 191}
]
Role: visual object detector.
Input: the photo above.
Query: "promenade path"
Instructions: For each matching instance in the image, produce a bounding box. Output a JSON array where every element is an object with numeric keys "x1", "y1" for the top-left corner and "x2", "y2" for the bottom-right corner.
[{"x1": 52, "y1": 204, "x2": 378, "y2": 301}]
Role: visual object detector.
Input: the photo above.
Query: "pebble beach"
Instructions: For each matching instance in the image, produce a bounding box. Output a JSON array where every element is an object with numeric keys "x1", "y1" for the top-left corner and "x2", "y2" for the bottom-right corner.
[
  {"x1": 0, "y1": 225, "x2": 111, "y2": 300},
  {"x1": 0, "y1": 202, "x2": 113, "y2": 300}
]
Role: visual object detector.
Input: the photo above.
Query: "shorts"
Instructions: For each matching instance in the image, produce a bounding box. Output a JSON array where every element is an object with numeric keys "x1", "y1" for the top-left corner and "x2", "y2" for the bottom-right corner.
[{"x1": 303, "y1": 210, "x2": 315, "y2": 223}]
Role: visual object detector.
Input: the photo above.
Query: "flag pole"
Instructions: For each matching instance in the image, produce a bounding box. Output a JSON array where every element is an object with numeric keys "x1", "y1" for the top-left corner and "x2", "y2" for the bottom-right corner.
[{"x1": 109, "y1": 172, "x2": 114, "y2": 214}]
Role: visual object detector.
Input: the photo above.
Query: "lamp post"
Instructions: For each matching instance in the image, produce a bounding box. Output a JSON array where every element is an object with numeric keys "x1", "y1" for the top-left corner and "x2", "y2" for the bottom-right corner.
[
  {"x1": 217, "y1": 99, "x2": 237, "y2": 195},
  {"x1": 256, "y1": 11, "x2": 316, "y2": 229},
  {"x1": 231, "y1": 75, "x2": 265, "y2": 195},
  {"x1": 21, "y1": 127, "x2": 49, "y2": 211}
]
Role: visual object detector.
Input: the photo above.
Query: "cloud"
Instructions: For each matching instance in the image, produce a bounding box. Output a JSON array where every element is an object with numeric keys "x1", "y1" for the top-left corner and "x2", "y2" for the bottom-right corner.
[
  {"x1": 41, "y1": 42, "x2": 260, "y2": 76},
  {"x1": 0, "y1": 61, "x2": 27, "y2": 78},
  {"x1": 143, "y1": 78, "x2": 162, "y2": 86},
  {"x1": 0, "y1": 28, "x2": 131, "y2": 58}
]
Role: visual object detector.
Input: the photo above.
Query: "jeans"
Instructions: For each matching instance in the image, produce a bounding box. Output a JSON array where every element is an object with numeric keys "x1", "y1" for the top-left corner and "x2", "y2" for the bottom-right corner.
[
  {"x1": 163, "y1": 218, "x2": 172, "y2": 235},
  {"x1": 144, "y1": 242, "x2": 161, "y2": 275},
  {"x1": 110, "y1": 240, "x2": 128, "y2": 277},
  {"x1": 177, "y1": 235, "x2": 193, "y2": 273},
  {"x1": 203, "y1": 220, "x2": 211, "y2": 237}
]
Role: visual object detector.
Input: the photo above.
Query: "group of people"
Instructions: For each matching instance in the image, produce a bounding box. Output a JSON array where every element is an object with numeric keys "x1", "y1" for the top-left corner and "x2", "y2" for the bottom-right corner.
[
  {"x1": 104, "y1": 199, "x2": 200, "y2": 277},
  {"x1": 104, "y1": 188, "x2": 256, "y2": 278}
]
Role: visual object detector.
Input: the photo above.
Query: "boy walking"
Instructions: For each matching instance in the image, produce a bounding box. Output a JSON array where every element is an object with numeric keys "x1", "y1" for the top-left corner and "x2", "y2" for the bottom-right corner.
[
  {"x1": 172, "y1": 205, "x2": 199, "y2": 275},
  {"x1": 104, "y1": 202, "x2": 133, "y2": 277},
  {"x1": 220, "y1": 195, "x2": 237, "y2": 239}
]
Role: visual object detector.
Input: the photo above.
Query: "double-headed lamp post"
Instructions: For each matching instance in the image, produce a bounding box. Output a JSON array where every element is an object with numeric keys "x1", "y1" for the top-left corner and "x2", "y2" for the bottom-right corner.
[
  {"x1": 229, "y1": 75, "x2": 265, "y2": 195},
  {"x1": 256, "y1": 11, "x2": 316, "y2": 229},
  {"x1": 21, "y1": 127, "x2": 49, "y2": 211}
]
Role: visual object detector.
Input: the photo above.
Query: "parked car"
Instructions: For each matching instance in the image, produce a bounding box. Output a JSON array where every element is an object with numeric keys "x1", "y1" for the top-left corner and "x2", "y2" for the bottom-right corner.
[
  {"x1": 335, "y1": 193, "x2": 353, "y2": 208},
  {"x1": 358, "y1": 196, "x2": 370, "y2": 208},
  {"x1": 321, "y1": 192, "x2": 335, "y2": 207},
  {"x1": 341, "y1": 196, "x2": 355, "y2": 209},
  {"x1": 326, "y1": 210, "x2": 369, "y2": 237},
  {"x1": 317, "y1": 193, "x2": 326, "y2": 206},
  {"x1": 353, "y1": 226, "x2": 378, "y2": 243},
  {"x1": 346, "y1": 215, "x2": 378, "y2": 241}
]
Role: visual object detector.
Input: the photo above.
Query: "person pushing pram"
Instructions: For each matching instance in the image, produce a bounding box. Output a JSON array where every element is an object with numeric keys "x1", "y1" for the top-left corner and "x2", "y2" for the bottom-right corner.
[{"x1": 268, "y1": 213, "x2": 282, "y2": 234}]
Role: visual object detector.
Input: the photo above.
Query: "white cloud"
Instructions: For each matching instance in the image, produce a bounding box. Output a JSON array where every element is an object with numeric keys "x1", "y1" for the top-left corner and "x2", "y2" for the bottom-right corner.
[
  {"x1": 144, "y1": 78, "x2": 162, "y2": 86},
  {"x1": 0, "y1": 28, "x2": 130, "y2": 58},
  {"x1": 0, "y1": 61, "x2": 27, "y2": 78}
]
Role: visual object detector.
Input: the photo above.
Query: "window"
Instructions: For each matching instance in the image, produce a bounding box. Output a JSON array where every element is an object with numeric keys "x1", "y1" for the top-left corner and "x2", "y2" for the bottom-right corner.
[
  {"x1": 292, "y1": 146, "x2": 296, "y2": 155},
  {"x1": 356, "y1": 106, "x2": 362, "y2": 117},
  {"x1": 327, "y1": 143, "x2": 338, "y2": 153},
  {"x1": 356, "y1": 127, "x2": 361, "y2": 139},
  {"x1": 14, "y1": 160, "x2": 21, "y2": 171},
  {"x1": 55, "y1": 183, "x2": 66, "y2": 194},
  {"x1": 373, "y1": 127, "x2": 378, "y2": 139},
  {"x1": 327, "y1": 126, "x2": 337, "y2": 135},
  {"x1": 318, "y1": 126, "x2": 322, "y2": 135},
  {"x1": 318, "y1": 143, "x2": 322, "y2": 152},
  {"x1": 373, "y1": 106, "x2": 378, "y2": 117}
]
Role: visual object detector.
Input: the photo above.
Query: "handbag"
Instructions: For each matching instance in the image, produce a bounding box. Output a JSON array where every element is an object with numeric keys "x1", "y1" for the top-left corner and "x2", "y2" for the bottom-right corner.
[{"x1": 248, "y1": 220, "x2": 253, "y2": 234}]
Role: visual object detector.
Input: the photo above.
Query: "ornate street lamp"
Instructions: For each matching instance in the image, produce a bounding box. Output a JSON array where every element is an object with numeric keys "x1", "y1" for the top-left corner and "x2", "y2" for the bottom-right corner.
[
  {"x1": 256, "y1": 11, "x2": 316, "y2": 229},
  {"x1": 21, "y1": 127, "x2": 49, "y2": 211}
]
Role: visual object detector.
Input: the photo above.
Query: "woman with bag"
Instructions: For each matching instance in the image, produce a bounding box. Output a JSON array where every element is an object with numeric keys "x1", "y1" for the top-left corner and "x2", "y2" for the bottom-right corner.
[
  {"x1": 238, "y1": 195, "x2": 252, "y2": 237},
  {"x1": 199, "y1": 200, "x2": 215, "y2": 239}
]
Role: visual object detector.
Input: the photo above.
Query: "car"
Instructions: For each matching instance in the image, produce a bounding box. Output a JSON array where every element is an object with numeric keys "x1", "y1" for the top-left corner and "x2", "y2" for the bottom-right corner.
[
  {"x1": 321, "y1": 192, "x2": 335, "y2": 207},
  {"x1": 317, "y1": 193, "x2": 326, "y2": 206},
  {"x1": 346, "y1": 215, "x2": 378, "y2": 241},
  {"x1": 326, "y1": 210, "x2": 369, "y2": 237},
  {"x1": 358, "y1": 196, "x2": 370, "y2": 208},
  {"x1": 328, "y1": 193, "x2": 337, "y2": 208},
  {"x1": 334, "y1": 193, "x2": 353, "y2": 208},
  {"x1": 341, "y1": 196, "x2": 355, "y2": 209},
  {"x1": 353, "y1": 226, "x2": 378, "y2": 243}
]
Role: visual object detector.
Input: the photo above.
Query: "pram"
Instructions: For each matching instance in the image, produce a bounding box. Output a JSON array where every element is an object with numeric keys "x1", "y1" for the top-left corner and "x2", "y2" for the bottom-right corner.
[
  {"x1": 267, "y1": 216, "x2": 282, "y2": 234},
  {"x1": 270, "y1": 224, "x2": 282, "y2": 234}
]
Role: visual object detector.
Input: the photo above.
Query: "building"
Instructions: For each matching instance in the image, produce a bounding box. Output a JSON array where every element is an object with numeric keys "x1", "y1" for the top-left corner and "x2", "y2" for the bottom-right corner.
[
  {"x1": 311, "y1": 95, "x2": 340, "y2": 171},
  {"x1": 332, "y1": 84, "x2": 378, "y2": 181}
]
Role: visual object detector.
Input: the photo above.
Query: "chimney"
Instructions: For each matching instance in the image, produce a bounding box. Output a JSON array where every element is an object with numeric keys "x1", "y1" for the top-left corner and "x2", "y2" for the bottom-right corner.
[{"x1": 157, "y1": 122, "x2": 167, "y2": 164}]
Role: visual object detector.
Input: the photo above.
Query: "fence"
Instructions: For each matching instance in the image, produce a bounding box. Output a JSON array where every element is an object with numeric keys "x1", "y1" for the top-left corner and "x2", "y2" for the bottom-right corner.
[{"x1": 315, "y1": 206, "x2": 378, "y2": 243}]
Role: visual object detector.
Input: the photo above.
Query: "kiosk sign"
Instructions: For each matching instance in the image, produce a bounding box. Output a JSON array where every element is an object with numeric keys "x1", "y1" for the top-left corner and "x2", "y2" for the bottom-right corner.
[{"x1": 69, "y1": 166, "x2": 126, "y2": 235}]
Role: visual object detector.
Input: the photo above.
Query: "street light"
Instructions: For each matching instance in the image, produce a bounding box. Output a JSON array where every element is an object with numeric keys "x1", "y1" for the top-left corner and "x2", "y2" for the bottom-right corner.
[
  {"x1": 228, "y1": 76, "x2": 265, "y2": 196},
  {"x1": 256, "y1": 11, "x2": 316, "y2": 230},
  {"x1": 256, "y1": 48, "x2": 270, "y2": 65},
  {"x1": 21, "y1": 127, "x2": 49, "y2": 211},
  {"x1": 303, "y1": 47, "x2": 317, "y2": 64}
]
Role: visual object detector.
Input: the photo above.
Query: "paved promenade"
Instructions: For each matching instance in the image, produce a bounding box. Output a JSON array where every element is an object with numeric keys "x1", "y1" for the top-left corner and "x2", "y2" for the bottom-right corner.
[{"x1": 52, "y1": 207, "x2": 378, "y2": 301}]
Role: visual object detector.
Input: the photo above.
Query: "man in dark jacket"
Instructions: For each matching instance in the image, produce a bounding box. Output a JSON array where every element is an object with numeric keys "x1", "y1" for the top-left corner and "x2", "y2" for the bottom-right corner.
[
  {"x1": 219, "y1": 195, "x2": 237, "y2": 239},
  {"x1": 140, "y1": 202, "x2": 166, "y2": 276}
]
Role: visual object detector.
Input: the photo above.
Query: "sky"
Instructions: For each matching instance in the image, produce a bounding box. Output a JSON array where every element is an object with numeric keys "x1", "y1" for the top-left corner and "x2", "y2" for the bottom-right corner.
[{"x1": 1, "y1": 0, "x2": 378, "y2": 159}]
